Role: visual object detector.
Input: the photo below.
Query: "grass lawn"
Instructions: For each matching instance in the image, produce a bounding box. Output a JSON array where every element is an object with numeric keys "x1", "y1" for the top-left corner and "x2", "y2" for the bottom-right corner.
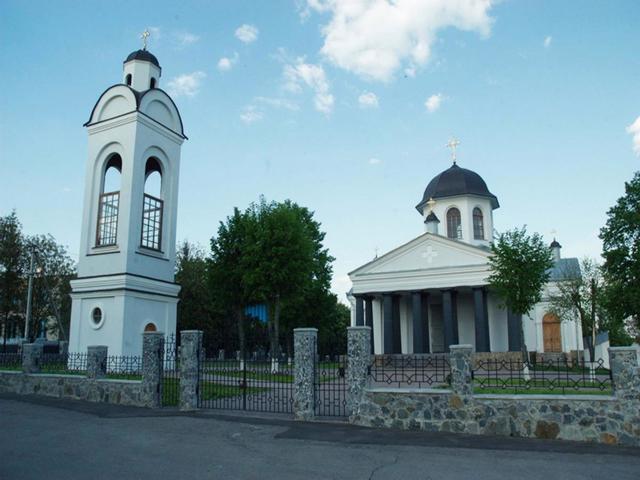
[
  {"x1": 531, "y1": 365, "x2": 610, "y2": 375},
  {"x1": 0, "y1": 365, "x2": 20, "y2": 371},
  {"x1": 474, "y1": 378, "x2": 612, "y2": 395},
  {"x1": 207, "y1": 369, "x2": 294, "y2": 383}
]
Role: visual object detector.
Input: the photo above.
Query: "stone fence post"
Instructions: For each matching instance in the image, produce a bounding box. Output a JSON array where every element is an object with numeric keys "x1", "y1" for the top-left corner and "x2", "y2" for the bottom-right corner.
[
  {"x1": 293, "y1": 328, "x2": 317, "y2": 421},
  {"x1": 609, "y1": 346, "x2": 640, "y2": 400},
  {"x1": 449, "y1": 344, "x2": 473, "y2": 397},
  {"x1": 87, "y1": 346, "x2": 108, "y2": 379},
  {"x1": 179, "y1": 330, "x2": 203, "y2": 411},
  {"x1": 347, "y1": 326, "x2": 371, "y2": 418},
  {"x1": 22, "y1": 343, "x2": 43, "y2": 374},
  {"x1": 142, "y1": 332, "x2": 165, "y2": 409}
]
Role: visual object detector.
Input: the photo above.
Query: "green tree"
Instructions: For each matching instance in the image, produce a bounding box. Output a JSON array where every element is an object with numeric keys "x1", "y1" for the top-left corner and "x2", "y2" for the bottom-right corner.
[
  {"x1": 175, "y1": 241, "x2": 212, "y2": 332},
  {"x1": 244, "y1": 199, "x2": 334, "y2": 360},
  {"x1": 488, "y1": 227, "x2": 554, "y2": 358},
  {"x1": 210, "y1": 208, "x2": 258, "y2": 357},
  {"x1": 0, "y1": 212, "x2": 24, "y2": 347},
  {"x1": 26, "y1": 234, "x2": 76, "y2": 340},
  {"x1": 549, "y1": 258, "x2": 602, "y2": 359},
  {"x1": 599, "y1": 171, "x2": 640, "y2": 334}
]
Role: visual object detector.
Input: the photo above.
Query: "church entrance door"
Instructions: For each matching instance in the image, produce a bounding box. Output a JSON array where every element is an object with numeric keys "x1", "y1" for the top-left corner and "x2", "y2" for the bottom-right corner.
[{"x1": 543, "y1": 314, "x2": 562, "y2": 352}]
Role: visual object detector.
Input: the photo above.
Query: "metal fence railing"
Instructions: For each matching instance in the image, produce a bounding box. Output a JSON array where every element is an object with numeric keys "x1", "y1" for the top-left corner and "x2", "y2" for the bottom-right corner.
[
  {"x1": 472, "y1": 357, "x2": 612, "y2": 394},
  {"x1": 41, "y1": 352, "x2": 88, "y2": 374},
  {"x1": 104, "y1": 355, "x2": 143, "y2": 379},
  {"x1": 162, "y1": 334, "x2": 180, "y2": 406},
  {"x1": 0, "y1": 352, "x2": 22, "y2": 371},
  {"x1": 368, "y1": 354, "x2": 451, "y2": 389}
]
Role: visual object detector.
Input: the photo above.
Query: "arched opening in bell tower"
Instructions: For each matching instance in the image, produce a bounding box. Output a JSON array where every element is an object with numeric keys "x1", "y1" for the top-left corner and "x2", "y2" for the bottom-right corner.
[
  {"x1": 96, "y1": 154, "x2": 122, "y2": 246},
  {"x1": 141, "y1": 157, "x2": 163, "y2": 251}
]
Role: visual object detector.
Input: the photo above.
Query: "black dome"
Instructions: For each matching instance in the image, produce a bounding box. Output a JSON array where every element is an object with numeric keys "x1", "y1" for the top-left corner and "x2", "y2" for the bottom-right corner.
[
  {"x1": 416, "y1": 163, "x2": 499, "y2": 212},
  {"x1": 124, "y1": 49, "x2": 160, "y2": 68}
]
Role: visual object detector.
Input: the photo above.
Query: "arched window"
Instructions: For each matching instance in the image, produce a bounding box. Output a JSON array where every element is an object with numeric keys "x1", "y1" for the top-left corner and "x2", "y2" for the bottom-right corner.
[
  {"x1": 125, "y1": 74, "x2": 132, "y2": 86},
  {"x1": 446, "y1": 207, "x2": 462, "y2": 239},
  {"x1": 141, "y1": 157, "x2": 163, "y2": 251},
  {"x1": 150, "y1": 77, "x2": 156, "y2": 89},
  {"x1": 473, "y1": 207, "x2": 484, "y2": 240},
  {"x1": 96, "y1": 154, "x2": 122, "y2": 246},
  {"x1": 144, "y1": 322, "x2": 157, "y2": 332}
]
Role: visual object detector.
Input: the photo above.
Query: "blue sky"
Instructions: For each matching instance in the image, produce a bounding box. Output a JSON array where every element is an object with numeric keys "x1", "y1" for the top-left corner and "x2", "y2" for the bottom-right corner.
[{"x1": 1, "y1": 0, "x2": 639, "y2": 299}]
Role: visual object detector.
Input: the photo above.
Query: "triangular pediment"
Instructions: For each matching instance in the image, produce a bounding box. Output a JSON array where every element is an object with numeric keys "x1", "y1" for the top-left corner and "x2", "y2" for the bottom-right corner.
[{"x1": 350, "y1": 233, "x2": 490, "y2": 277}]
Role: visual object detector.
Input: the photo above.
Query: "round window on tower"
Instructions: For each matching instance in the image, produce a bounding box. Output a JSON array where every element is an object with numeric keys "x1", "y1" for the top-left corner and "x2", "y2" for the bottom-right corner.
[{"x1": 90, "y1": 307, "x2": 105, "y2": 329}]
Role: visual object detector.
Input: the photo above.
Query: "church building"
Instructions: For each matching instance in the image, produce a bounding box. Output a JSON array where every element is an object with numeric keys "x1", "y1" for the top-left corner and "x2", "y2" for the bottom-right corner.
[
  {"x1": 348, "y1": 151, "x2": 583, "y2": 357},
  {"x1": 68, "y1": 41, "x2": 185, "y2": 356}
]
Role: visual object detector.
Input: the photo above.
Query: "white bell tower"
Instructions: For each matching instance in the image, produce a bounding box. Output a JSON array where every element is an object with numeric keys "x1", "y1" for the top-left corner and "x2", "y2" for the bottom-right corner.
[{"x1": 69, "y1": 41, "x2": 186, "y2": 356}]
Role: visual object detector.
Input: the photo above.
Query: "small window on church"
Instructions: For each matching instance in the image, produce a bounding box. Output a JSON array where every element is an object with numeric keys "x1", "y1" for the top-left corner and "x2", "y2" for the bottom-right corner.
[
  {"x1": 96, "y1": 154, "x2": 122, "y2": 247},
  {"x1": 125, "y1": 74, "x2": 132, "y2": 86},
  {"x1": 150, "y1": 77, "x2": 156, "y2": 89},
  {"x1": 141, "y1": 157, "x2": 163, "y2": 251},
  {"x1": 473, "y1": 208, "x2": 484, "y2": 240},
  {"x1": 447, "y1": 208, "x2": 462, "y2": 240}
]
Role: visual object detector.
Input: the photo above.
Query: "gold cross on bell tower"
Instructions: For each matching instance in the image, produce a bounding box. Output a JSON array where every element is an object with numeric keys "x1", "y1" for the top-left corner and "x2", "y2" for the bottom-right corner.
[
  {"x1": 141, "y1": 29, "x2": 151, "y2": 50},
  {"x1": 446, "y1": 137, "x2": 461, "y2": 165}
]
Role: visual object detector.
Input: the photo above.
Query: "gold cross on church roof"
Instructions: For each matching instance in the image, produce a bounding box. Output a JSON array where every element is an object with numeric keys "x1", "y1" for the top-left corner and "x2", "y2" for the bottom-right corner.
[
  {"x1": 446, "y1": 137, "x2": 461, "y2": 164},
  {"x1": 141, "y1": 29, "x2": 150, "y2": 50}
]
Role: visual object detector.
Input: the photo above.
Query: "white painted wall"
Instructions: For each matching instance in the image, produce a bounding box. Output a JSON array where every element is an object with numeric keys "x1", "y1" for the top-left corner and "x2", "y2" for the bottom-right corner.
[
  {"x1": 69, "y1": 55, "x2": 184, "y2": 357},
  {"x1": 421, "y1": 195, "x2": 494, "y2": 247}
]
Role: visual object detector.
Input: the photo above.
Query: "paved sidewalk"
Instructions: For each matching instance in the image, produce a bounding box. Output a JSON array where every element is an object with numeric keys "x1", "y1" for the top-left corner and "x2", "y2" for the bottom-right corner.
[{"x1": 1, "y1": 393, "x2": 639, "y2": 480}]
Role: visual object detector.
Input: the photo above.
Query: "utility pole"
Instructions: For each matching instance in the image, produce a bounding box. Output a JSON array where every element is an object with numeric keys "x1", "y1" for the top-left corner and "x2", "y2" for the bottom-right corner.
[
  {"x1": 591, "y1": 278, "x2": 597, "y2": 361},
  {"x1": 23, "y1": 250, "x2": 35, "y2": 342}
]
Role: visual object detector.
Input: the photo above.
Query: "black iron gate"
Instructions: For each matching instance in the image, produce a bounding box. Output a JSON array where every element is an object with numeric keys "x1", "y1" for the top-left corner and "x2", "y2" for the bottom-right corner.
[
  {"x1": 198, "y1": 353, "x2": 294, "y2": 413},
  {"x1": 314, "y1": 351, "x2": 348, "y2": 417},
  {"x1": 162, "y1": 334, "x2": 180, "y2": 407}
]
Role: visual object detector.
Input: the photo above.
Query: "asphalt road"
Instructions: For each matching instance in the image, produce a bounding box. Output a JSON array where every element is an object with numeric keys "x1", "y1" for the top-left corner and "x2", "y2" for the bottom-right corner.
[{"x1": 1, "y1": 393, "x2": 639, "y2": 480}]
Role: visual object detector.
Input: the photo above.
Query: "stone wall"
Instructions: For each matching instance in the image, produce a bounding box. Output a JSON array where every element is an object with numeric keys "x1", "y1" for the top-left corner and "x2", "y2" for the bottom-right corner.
[
  {"x1": 0, "y1": 371, "x2": 150, "y2": 407},
  {"x1": 351, "y1": 346, "x2": 640, "y2": 446}
]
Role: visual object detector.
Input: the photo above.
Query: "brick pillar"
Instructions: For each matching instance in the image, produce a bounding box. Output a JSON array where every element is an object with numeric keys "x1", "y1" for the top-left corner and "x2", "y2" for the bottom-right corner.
[
  {"x1": 142, "y1": 332, "x2": 165, "y2": 408},
  {"x1": 449, "y1": 344, "x2": 473, "y2": 397},
  {"x1": 87, "y1": 346, "x2": 108, "y2": 379},
  {"x1": 609, "y1": 346, "x2": 640, "y2": 400},
  {"x1": 22, "y1": 343, "x2": 43, "y2": 374},
  {"x1": 293, "y1": 328, "x2": 317, "y2": 421},
  {"x1": 179, "y1": 330, "x2": 203, "y2": 411},
  {"x1": 347, "y1": 326, "x2": 371, "y2": 418}
]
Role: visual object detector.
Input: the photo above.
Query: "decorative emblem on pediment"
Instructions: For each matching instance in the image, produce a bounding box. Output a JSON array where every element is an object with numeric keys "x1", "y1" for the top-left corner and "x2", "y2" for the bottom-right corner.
[{"x1": 420, "y1": 245, "x2": 438, "y2": 264}]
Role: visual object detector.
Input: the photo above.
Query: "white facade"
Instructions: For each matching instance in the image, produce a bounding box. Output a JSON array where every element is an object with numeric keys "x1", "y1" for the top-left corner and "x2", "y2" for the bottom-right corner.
[
  {"x1": 69, "y1": 50, "x2": 185, "y2": 356},
  {"x1": 348, "y1": 163, "x2": 583, "y2": 355}
]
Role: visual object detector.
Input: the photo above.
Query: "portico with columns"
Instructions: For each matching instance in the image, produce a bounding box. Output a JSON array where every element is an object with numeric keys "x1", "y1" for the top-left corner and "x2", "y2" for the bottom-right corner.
[{"x1": 348, "y1": 144, "x2": 582, "y2": 356}]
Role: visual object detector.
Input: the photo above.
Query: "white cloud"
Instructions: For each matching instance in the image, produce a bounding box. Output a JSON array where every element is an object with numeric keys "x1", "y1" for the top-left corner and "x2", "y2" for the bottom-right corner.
[
  {"x1": 176, "y1": 32, "x2": 199, "y2": 47},
  {"x1": 425, "y1": 93, "x2": 443, "y2": 113},
  {"x1": 166, "y1": 71, "x2": 206, "y2": 97},
  {"x1": 147, "y1": 26, "x2": 161, "y2": 41},
  {"x1": 284, "y1": 60, "x2": 334, "y2": 114},
  {"x1": 304, "y1": 0, "x2": 494, "y2": 82},
  {"x1": 255, "y1": 96, "x2": 300, "y2": 111},
  {"x1": 544, "y1": 35, "x2": 552, "y2": 48},
  {"x1": 358, "y1": 91, "x2": 379, "y2": 108},
  {"x1": 240, "y1": 106, "x2": 264, "y2": 124},
  {"x1": 368, "y1": 157, "x2": 381, "y2": 165},
  {"x1": 217, "y1": 53, "x2": 239, "y2": 72},
  {"x1": 235, "y1": 24, "x2": 259, "y2": 44},
  {"x1": 627, "y1": 116, "x2": 640, "y2": 156},
  {"x1": 404, "y1": 65, "x2": 416, "y2": 78}
]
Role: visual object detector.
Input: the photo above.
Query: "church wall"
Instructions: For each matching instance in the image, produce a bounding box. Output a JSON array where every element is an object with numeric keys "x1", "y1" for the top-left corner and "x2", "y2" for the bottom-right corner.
[
  {"x1": 400, "y1": 296, "x2": 413, "y2": 354},
  {"x1": 372, "y1": 298, "x2": 383, "y2": 355},
  {"x1": 426, "y1": 195, "x2": 493, "y2": 248},
  {"x1": 487, "y1": 294, "x2": 508, "y2": 351},
  {"x1": 69, "y1": 293, "x2": 124, "y2": 355},
  {"x1": 456, "y1": 292, "x2": 476, "y2": 350}
]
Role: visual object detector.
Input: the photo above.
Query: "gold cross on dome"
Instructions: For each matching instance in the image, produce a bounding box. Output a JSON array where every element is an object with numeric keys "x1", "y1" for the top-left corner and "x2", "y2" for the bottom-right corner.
[
  {"x1": 141, "y1": 29, "x2": 150, "y2": 50},
  {"x1": 446, "y1": 137, "x2": 461, "y2": 164}
]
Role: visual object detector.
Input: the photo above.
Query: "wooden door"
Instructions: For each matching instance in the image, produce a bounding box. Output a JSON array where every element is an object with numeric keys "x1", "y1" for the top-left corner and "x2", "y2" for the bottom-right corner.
[{"x1": 543, "y1": 314, "x2": 562, "y2": 352}]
